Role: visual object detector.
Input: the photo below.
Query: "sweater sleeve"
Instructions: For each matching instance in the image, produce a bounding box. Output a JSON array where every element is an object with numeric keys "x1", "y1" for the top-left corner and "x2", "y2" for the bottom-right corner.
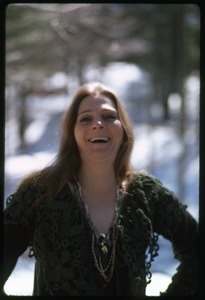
[
  {"x1": 150, "y1": 177, "x2": 198, "y2": 296},
  {"x1": 2, "y1": 182, "x2": 37, "y2": 293}
]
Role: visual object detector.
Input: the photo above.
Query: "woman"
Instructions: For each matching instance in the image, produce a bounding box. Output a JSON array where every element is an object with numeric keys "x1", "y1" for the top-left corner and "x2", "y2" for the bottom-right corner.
[{"x1": 2, "y1": 82, "x2": 198, "y2": 296}]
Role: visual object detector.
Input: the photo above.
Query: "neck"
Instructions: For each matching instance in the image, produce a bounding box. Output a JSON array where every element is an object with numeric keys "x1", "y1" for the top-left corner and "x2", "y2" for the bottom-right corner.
[{"x1": 77, "y1": 164, "x2": 117, "y2": 197}]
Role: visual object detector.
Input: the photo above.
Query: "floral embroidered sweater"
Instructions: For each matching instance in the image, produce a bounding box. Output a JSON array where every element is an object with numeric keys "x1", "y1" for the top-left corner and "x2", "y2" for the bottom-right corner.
[{"x1": 2, "y1": 172, "x2": 198, "y2": 296}]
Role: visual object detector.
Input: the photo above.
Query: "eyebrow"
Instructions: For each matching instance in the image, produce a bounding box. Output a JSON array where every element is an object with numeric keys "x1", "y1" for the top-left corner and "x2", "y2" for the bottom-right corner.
[
  {"x1": 78, "y1": 109, "x2": 92, "y2": 116},
  {"x1": 77, "y1": 108, "x2": 117, "y2": 116}
]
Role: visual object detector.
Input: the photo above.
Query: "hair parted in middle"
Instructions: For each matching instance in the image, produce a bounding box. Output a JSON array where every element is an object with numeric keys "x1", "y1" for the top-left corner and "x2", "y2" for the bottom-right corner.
[{"x1": 58, "y1": 82, "x2": 134, "y2": 181}]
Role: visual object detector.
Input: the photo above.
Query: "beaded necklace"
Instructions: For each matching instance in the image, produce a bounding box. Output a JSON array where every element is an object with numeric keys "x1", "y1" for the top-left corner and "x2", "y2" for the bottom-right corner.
[{"x1": 72, "y1": 178, "x2": 123, "y2": 282}]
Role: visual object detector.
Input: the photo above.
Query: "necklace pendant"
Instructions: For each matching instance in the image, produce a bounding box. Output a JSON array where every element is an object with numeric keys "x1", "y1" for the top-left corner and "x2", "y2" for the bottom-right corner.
[
  {"x1": 98, "y1": 233, "x2": 106, "y2": 243},
  {"x1": 98, "y1": 234, "x2": 109, "y2": 255},
  {"x1": 73, "y1": 179, "x2": 123, "y2": 283},
  {"x1": 101, "y1": 245, "x2": 108, "y2": 255}
]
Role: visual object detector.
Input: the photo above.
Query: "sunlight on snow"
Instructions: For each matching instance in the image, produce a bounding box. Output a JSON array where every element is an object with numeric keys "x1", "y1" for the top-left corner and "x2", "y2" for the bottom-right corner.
[
  {"x1": 102, "y1": 62, "x2": 142, "y2": 92},
  {"x1": 5, "y1": 152, "x2": 55, "y2": 177}
]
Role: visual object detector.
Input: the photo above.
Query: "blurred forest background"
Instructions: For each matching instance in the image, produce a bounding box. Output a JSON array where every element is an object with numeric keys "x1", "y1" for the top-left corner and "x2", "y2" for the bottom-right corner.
[
  {"x1": 4, "y1": 3, "x2": 200, "y2": 295},
  {"x1": 5, "y1": 3, "x2": 200, "y2": 200}
]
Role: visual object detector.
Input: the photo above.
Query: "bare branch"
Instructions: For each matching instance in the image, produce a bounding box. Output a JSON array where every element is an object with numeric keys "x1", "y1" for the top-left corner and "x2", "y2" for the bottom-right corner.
[{"x1": 12, "y1": 3, "x2": 93, "y2": 13}]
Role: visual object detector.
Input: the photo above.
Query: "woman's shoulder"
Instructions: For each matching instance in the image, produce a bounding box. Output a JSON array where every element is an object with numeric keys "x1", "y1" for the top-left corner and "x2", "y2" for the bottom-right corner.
[
  {"x1": 125, "y1": 170, "x2": 163, "y2": 189},
  {"x1": 6, "y1": 171, "x2": 45, "y2": 208},
  {"x1": 4, "y1": 174, "x2": 45, "y2": 226}
]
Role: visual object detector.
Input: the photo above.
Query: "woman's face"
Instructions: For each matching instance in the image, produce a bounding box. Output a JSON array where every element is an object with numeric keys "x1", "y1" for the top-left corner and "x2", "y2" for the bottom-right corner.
[{"x1": 74, "y1": 95, "x2": 124, "y2": 165}]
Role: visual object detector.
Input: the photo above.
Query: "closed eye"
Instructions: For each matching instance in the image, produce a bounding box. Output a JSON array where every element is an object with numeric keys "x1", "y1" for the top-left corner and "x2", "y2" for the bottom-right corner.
[
  {"x1": 77, "y1": 111, "x2": 118, "y2": 123},
  {"x1": 103, "y1": 114, "x2": 118, "y2": 120},
  {"x1": 79, "y1": 116, "x2": 92, "y2": 123}
]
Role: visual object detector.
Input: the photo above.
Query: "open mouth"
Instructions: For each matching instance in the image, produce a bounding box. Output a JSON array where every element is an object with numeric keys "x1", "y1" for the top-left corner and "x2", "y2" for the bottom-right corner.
[{"x1": 89, "y1": 136, "x2": 110, "y2": 143}]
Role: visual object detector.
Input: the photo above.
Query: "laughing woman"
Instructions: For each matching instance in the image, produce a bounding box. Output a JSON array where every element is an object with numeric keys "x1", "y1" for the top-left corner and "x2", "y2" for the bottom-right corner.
[{"x1": 2, "y1": 82, "x2": 198, "y2": 296}]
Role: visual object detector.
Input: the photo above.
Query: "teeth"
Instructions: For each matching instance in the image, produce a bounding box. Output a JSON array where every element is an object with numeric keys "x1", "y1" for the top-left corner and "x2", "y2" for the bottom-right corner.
[{"x1": 89, "y1": 136, "x2": 110, "y2": 143}]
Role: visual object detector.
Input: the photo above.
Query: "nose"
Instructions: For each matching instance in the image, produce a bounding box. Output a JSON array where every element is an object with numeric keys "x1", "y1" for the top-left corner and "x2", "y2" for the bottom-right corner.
[{"x1": 92, "y1": 119, "x2": 104, "y2": 129}]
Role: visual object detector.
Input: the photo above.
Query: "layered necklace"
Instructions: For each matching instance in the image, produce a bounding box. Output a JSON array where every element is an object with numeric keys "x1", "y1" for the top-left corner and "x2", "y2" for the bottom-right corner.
[{"x1": 72, "y1": 177, "x2": 124, "y2": 282}]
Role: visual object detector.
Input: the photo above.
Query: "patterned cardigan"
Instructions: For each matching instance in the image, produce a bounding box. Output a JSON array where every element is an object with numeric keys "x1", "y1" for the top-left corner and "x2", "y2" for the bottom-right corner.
[{"x1": 2, "y1": 172, "x2": 198, "y2": 296}]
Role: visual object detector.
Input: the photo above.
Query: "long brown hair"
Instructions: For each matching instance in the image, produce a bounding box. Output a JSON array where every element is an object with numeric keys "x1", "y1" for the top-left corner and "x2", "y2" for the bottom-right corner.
[{"x1": 19, "y1": 82, "x2": 134, "y2": 199}]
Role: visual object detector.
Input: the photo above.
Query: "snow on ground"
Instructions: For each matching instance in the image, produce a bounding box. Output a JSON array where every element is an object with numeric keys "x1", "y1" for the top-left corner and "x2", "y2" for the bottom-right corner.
[{"x1": 3, "y1": 66, "x2": 199, "y2": 296}]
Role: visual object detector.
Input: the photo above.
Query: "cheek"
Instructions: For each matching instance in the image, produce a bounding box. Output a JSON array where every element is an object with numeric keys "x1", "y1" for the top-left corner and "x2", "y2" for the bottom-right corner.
[
  {"x1": 74, "y1": 126, "x2": 81, "y2": 146},
  {"x1": 74, "y1": 125, "x2": 88, "y2": 151},
  {"x1": 115, "y1": 121, "x2": 124, "y2": 144}
]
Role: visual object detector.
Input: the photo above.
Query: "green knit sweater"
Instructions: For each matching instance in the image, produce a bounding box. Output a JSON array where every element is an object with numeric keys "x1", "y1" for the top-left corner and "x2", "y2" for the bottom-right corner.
[{"x1": 3, "y1": 172, "x2": 198, "y2": 296}]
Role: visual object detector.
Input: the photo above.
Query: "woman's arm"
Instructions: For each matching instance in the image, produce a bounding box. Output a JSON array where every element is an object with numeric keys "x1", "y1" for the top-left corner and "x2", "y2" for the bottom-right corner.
[
  {"x1": 152, "y1": 179, "x2": 198, "y2": 296},
  {"x1": 160, "y1": 207, "x2": 198, "y2": 296}
]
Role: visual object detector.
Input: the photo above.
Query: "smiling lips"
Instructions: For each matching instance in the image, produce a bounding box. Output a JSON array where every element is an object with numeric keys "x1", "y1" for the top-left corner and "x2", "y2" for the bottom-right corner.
[{"x1": 88, "y1": 136, "x2": 111, "y2": 143}]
